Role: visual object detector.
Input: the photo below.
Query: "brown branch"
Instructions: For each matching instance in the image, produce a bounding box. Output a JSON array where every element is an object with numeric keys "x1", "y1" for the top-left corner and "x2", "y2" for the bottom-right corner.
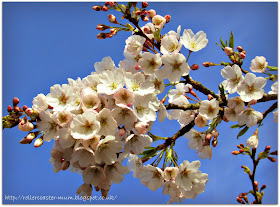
[
  {"x1": 183, "y1": 75, "x2": 221, "y2": 101},
  {"x1": 257, "y1": 93, "x2": 277, "y2": 103},
  {"x1": 165, "y1": 103, "x2": 200, "y2": 111},
  {"x1": 262, "y1": 101, "x2": 278, "y2": 119},
  {"x1": 249, "y1": 148, "x2": 261, "y2": 204}
]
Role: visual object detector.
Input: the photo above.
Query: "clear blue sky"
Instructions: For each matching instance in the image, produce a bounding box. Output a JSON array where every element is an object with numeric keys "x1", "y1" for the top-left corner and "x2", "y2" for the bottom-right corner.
[{"x1": 2, "y1": 2, "x2": 278, "y2": 204}]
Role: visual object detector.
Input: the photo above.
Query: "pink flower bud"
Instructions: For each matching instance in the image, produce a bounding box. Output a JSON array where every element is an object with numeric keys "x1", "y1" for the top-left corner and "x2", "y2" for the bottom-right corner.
[
  {"x1": 102, "y1": 6, "x2": 108, "y2": 11},
  {"x1": 267, "y1": 156, "x2": 276, "y2": 162},
  {"x1": 13, "y1": 106, "x2": 22, "y2": 112},
  {"x1": 203, "y1": 62, "x2": 215, "y2": 67},
  {"x1": 25, "y1": 108, "x2": 33, "y2": 116},
  {"x1": 96, "y1": 24, "x2": 109, "y2": 31},
  {"x1": 224, "y1": 47, "x2": 234, "y2": 56},
  {"x1": 135, "y1": 10, "x2": 141, "y2": 15},
  {"x1": 237, "y1": 197, "x2": 245, "y2": 204},
  {"x1": 135, "y1": 122, "x2": 149, "y2": 134},
  {"x1": 34, "y1": 138, "x2": 43, "y2": 148},
  {"x1": 119, "y1": 128, "x2": 126, "y2": 136},
  {"x1": 134, "y1": 64, "x2": 141, "y2": 71},
  {"x1": 206, "y1": 133, "x2": 212, "y2": 141},
  {"x1": 142, "y1": 2, "x2": 148, "y2": 8},
  {"x1": 164, "y1": 15, "x2": 171, "y2": 23},
  {"x1": 265, "y1": 145, "x2": 271, "y2": 151},
  {"x1": 110, "y1": 28, "x2": 118, "y2": 35},
  {"x1": 142, "y1": 16, "x2": 149, "y2": 22},
  {"x1": 26, "y1": 132, "x2": 36, "y2": 141},
  {"x1": 92, "y1": 5, "x2": 102, "y2": 11},
  {"x1": 143, "y1": 26, "x2": 151, "y2": 34},
  {"x1": 19, "y1": 137, "x2": 32, "y2": 144},
  {"x1": 239, "y1": 148, "x2": 244, "y2": 153},
  {"x1": 239, "y1": 52, "x2": 246, "y2": 59},
  {"x1": 13, "y1": 97, "x2": 19, "y2": 106},
  {"x1": 249, "y1": 99, "x2": 257, "y2": 105},
  {"x1": 190, "y1": 64, "x2": 199, "y2": 70},
  {"x1": 232, "y1": 151, "x2": 240, "y2": 155},
  {"x1": 207, "y1": 94, "x2": 213, "y2": 100},
  {"x1": 108, "y1": 14, "x2": 117, "y2": 23},
  {"x1": 7, "y1": 105, "x2": 13, "y2": 112},
  {"x1": 211, "y1": 129, "x2": 219, "y2": 138},
  {"x1": 97, "y1": 33, "x2": 106, "y2": 39},
  {"x1": 108, "y1": 2, "x2": 115, "y2": 7},
  {"x1": 18, "y1": 121, "x2": 34, "y2": 132},
  {"x1": 141, "y1": 10, "x2": 148, "y2": 15},
  {"x1": 237, "y1": 46, "x2": 243, "y2": 52},
  {"x1": 105, "y1": 33, "x2": 113, "y2": 38},
  {"x1": 147, "y1": 9, "x2": 156, "y2": 18},
  {"x1": 22, "y1": 105, "x2": 28, "y2": 111}
]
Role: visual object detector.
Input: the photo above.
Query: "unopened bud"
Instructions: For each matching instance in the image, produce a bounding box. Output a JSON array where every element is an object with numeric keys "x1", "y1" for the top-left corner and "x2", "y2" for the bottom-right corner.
[
  {"x1": 267, "y1": 156, "x2": 276, "y2": 162},
  {"x1": 203, "y1": 62, "x2": 215, "y2": 67},
  {"x1": 61, "y1": 161, "x2": 70, "y2": 171},
  {"x1": 7, "y1": 105, "x2": 13, "y2": 112},
  {"x1": 105, "y1": 33, "x2": 113, "y2": 38},
  {"x1": 34, "y1": 138, "x2": 43, "y2": 148},
  {"x1": 254, "y1": 181, "x2": 258, "y2": 191},
  {"x1": 240, "y1": 143, "x2": 245, "y2": 148},
  {"x1": 270, "y1": 150, "x2": 277, "y2": 155},
  {"x1": 141, "y1": 10, "x2": 148, "y2": 15},
  {"x1": 25, "y1": 108, "x2": 33, "y2": 116},
  {"x1": 239, "y1": 52, "x2": 246, "y2": 59},
  {"x1": 142, "y1": 16, "x2": 149, "y2": 22},
  {"x1": 108, "y1": 2, "x2": 115, "y2": 7},
  {"x1": 260, "y1": 185, "x2": 266, "y2": 191},
  {"x1": 248, "y1": 99, "x2": 257, "y2": 106},
  {"x1": 211, "y1": 129, "x2": 219, "y2": 138},
  {"x1": 206, "y1": 133, "x2": 212, "y2": 141},
  {"x1": 190, "y1": 64, "x2": 199, "y2": 70},
  {"x1": 239, "y1": 148, "x2": 244, "y2": 153},
  {"x1": 224, "y1": 47, "x2": 234, "y2": 56},
  {"x1": 13, "y1": 97, "x2": 19, "y2": 106},
  {"x1": 232, "y1": 151, "x2": 240, "y2": 155},
  {"x1": 96, "y1": 24, "x2": 109, "y2": 31},
  {"x1": 222, "y1": 116, "x2": 229, "y2": 122},
  {"x1": 160, "y1": 96, "x2": 167, "y2": 104},
  {"x1": 110, "y1": 28, "x2": 118, "y2": 35},
  {"x1": 19, "y1": 137, "x2": 32, "y2": 144},
  {"x1": 119, "y1": 128, "x2": 126, "y2": 136},
  {"x1": 142, "y1": 2, "x2": 148, "y2": 8},
  {"x1": 147, "y1": 9, "x2": 156, "y2": 18},
  {"x1": 164, "y1": 15, "x2": 171, "y2": 23},
  {"x1": 236, "y1": 197, "x2": 245, "y2": 204},
  {"x1": 97, "y1": 33, "x2": 106, "y2": 39},
  {"x1": 143, "y1": 26, "x2": 151, "y2": 33},
  {"x1": 26, "y1": 132, "x2": 36, "y2": 141},
  {"x1": 101, "y1": 189, "x2": 109, "y2": 199},
  {"x1": 48, "y1": 105, "x2": 53, "y2": 109},
  {"x1": 92, "y1": 5, "x2": 102, "y2": 11},
  {"x1": 242, "y1": 50, "x2": 246, "y2": 54},
  {"x1": 108, "y1": 14, "x2": 117, "y2": 24},
  {"x1": 102, "y1": 6, "x2": 108, "y2": 11},
  {"x1": 243, "y1": 196, "x2": 249, "y2": 204},
  {"x1": 135, "y1": 122, "x2": 149, "y2": 134},
  {"x1": 18, "y1": 121, "x2": 34, "y2": 132},
  {"x1": 134, "y1": 64, "x2": 141, "y2": 71},
  {"x1": 212, "y1": 139, "x2": 218, "y2": 147},
  {"x1": 22, "y1": 105, "x2": 28, "y2": 111},
  {"x1": 265, "y1": 146, "x2": 271, "y2": 152},
  {"x1": 237, "y1": 46, "x2": 243, "y2": 52},
  {"x1": 14, "y1": 106, "x2": 22, "y2": 112},
  {"x1": 135, "y1": 10, "x2": 141, "y2": 15}
]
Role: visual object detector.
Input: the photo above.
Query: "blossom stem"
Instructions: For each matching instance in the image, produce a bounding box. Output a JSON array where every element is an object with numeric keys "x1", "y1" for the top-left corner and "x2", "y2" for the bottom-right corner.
[{"x1": 186, "y1": 50, "x2": 192, "y2": 63}]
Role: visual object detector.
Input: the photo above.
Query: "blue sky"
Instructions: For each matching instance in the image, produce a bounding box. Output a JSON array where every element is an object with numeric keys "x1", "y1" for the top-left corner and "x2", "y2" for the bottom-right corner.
[{"x1": 2, "y1": 2, "x2": 278, "y2": 204}]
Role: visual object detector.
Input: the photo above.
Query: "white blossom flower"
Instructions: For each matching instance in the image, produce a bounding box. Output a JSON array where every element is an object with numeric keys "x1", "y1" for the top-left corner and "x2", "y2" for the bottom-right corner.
[
  {"x1": 124, "y1": 134, "x2": 152, "y2": 154},
  {"x1": 104, "y1": 162, "x2": 130, "y2": 184},
  {"x1": 168, "y1": 25, "x2": 181, "y2": 40},
  {"x1": 268, "y1": 81, "x2": 278, "y2": 95},
  {"x1": 237, "y1": 108, "x2": 263, "y2": 127},
  {"x1": 58, "y1": 128, "x2": 76, "y2": 148},
  {"x1": 158, "y1": 102, "x2": 168, "y2": 122},
  {"x1": 199, "y1": 98, "x2": 220, "y2": 120},
  {"x1": 181, "y1": 29, "x2": 208, "y2": 52},
  {"x1": 221, "y1": 65, "x2": 244, "y2": 94},
  {"x1": 163, "y1": 167, "x2": 179, "y2": 181},
  {"x1": 127, "y1": 154, "x2": 143, "y2": 177},
  {"x1": 273, "y1": 110, "x2": 278, "y2": 122},
  {"x1": 194, "y1": 114, "x2": 208, "y2": 128},
  {"x1": 32, "y1": 93, "x2": 48, "y2": 113},
  {"x1": 138, "y1": 53, "x2": 162, "y2": 75},
  {"x1": 125, "y1": 72, "x2": 155, "y2": 96},
  {"x1": 237, "y1": 73, "x2": 267, "y2": 102},
  {"x1": 82, "y1": 74, "x2": 100, "y2": 92},
  {"x1": 97, "y1": 69, "x2": 125, "y2": 95},
  {"x1": 147, "y1": 72, "x2": 165, "y2": 94},
  {"x1": 70, "y1": 111, "x2": 100, "y2": 140},
  {"x1": 152, "y1": 15, "x2": 166, "y2": 29},
  {"x1": 178, "y1": 110, "x2": 196, "y2": 127},
  {"x1": 45, "y1": 84, "x2": 77, "y2": 111},
  {"x1": 124, "y1": 35, "x2": 146, "y2": 59},
  {"x1": 184, "y1": 129, "x2": 204, "y2": 150},
  {"x1": 71, "y1": 146, "x2": 95, "y2": 168},
  {"x1": 197, "y1": 146, "x2": 212, "y2": 160},
  {"x1": 160, "y1": 34, "x2": 182, "y2": 55},
  {"x1": 160, "y1": 53, "x2": 190, "y2": 83},
  {"x1": 137, "y1": 165, "x2": 164, "y2": 191},
  {"x1": 82, "y1": 165, "x2": 106, "y2": 186},
  {"x1": 76, "y1": 183, "x2": 93, "y2": 199},
  {"x1": 37, "y1": 111, "x2": 59, "y2": 142},
  {"x1": 94, "y1": 56, "x2": 115, "y2": 73},
  {"x1": 111, "y1": 107, "x2": 137, "y2": 131},
  {"x1": 119, "y1": 59, "x2": 139, "y2": 74},
  {"x1": 224, "y1": 107, "x2": 238, "y2": 122},
  {"x1": 250, "y1": 56, "x2": 268, "y2": 73},
  {"x1": 163, "y1": 181, "x2": 181, "y2": 202},
  {"x1": 175, "y1": 160, "x2": 203, "y2": 191},
  {"x1": 246, "y1": 135, "x2": 259, "y2": 149},
  {"x1": 95, "y1": 135, "x2": 123, "y2": 165},
  {"x1": 113, "y1": 88, "x2": 135, "y2": 108},
  {"x1": 168, "y1": 83, "x2": 191, "y2": 103},
  {"x1": 96, "y1": 108, "x2": 117, "y2": 136},
  {"x1": 227, "y1": 96, "x2": 245, "y2": 113},
  {"x1": 133, "y1": 94, "x2": 159, "y2": 122},
  {"x1": 141, "y1": 23, "x2": 156, "y2": 39},
  {"x1": 55, "y1": 110, "x2": 73, "y2": 127}
]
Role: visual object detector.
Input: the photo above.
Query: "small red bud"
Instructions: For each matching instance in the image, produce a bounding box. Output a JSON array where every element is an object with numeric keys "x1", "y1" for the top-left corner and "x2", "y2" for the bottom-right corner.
[
  {"x1": 142, "y1": 16, "x2": 149, "y2": 22},
  {"x1": 260, "y1": 184, "x2": 266, "y2": 191},
  {"x1": 206, "y1": 133, "x2": 212, "y2": 141},
  {"x1": 108, "y1": 14, "x2": 117, "y2": 24},
  {"x1": 135, "y1": 10, "x2": 141, "y2": 15},
  {"x1": 13, "y1": 97, "x2": 19, "y2": 107},
  {"x1": 142, "y1": 2, "x2": 148, "y2": 8},
  {"x1": 7, "y1": 105, "x2": 13, "y2": 112},
  {"x1": 190, "y1": 64, "x2": 199, "y2": 70},
  {"x1": 236, "y1": 197, "x2": 245, "y2": 204},
  {"x1": 22, "y1": 105, "x2": 28, "y2": 111},
  {"x1": 267, "y1": 156, "x2": 276, "y2": 162},
  {"x1": 237, "y1": 46, "x2": 243, "y2": 52},
  {"x1": 239, "y1": 148, "x2": 244, "y2": 153},
  {"x1": 92, "y1": 5, "x2": 102, "y2": 11},
  {"x1": 48, "y1": 105, "x2": 54, "y2": 109},
  {"x1": 203, "y1": 62, "x2": 215, "y2": 67},
  {"x1": 232, "y1": 151, "x2": 240, "y2": 155},
  {"x1": 104, "y1": 2, "x2": 109, "y2": 6},
  {"x1": 239, "y1": 52, "x2": 246, "y2": 59},
  {"x1": 108, "y1": 2, "x2": 115, "y2": 7},
  {"x1": 97, "y1": 33, "x2": 107, "y2": 39},
  {"x1": 14, "y1": 106, "x2": 22, "y2": 112},
  {"x1": 141, "y1": 10, "x2": 148, "y2": 15},
  {"x1": 270, "y1": 150, "x2": 277, "y2": 155},
  {"x1": 164, "y1": 15, "x2": 171, "y2": 23},
  {"x1": 96, "y1": 24, "x2": 109, "y2": 31},
  {"x1": 240, "y1": 143, "x2": 245, "y2": 148},
  {"x1": 110, "y1": 28, "x2": 118, "y2": 35},
  {"x1": 105, "y1": 33, "x2": 113, "y2": 38},
  {"x1": 265, "y1": 146, "x2": 271, "y2": 151},
  {"x1": 208, "y1": 94, "x2": 213, "y2": 100},
  {"x1": 224, "y1": 47, "x2": 234, "y2": 56},
  {"x1": 102, "y1": 6, "x2": 108, "y2": 11}
]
